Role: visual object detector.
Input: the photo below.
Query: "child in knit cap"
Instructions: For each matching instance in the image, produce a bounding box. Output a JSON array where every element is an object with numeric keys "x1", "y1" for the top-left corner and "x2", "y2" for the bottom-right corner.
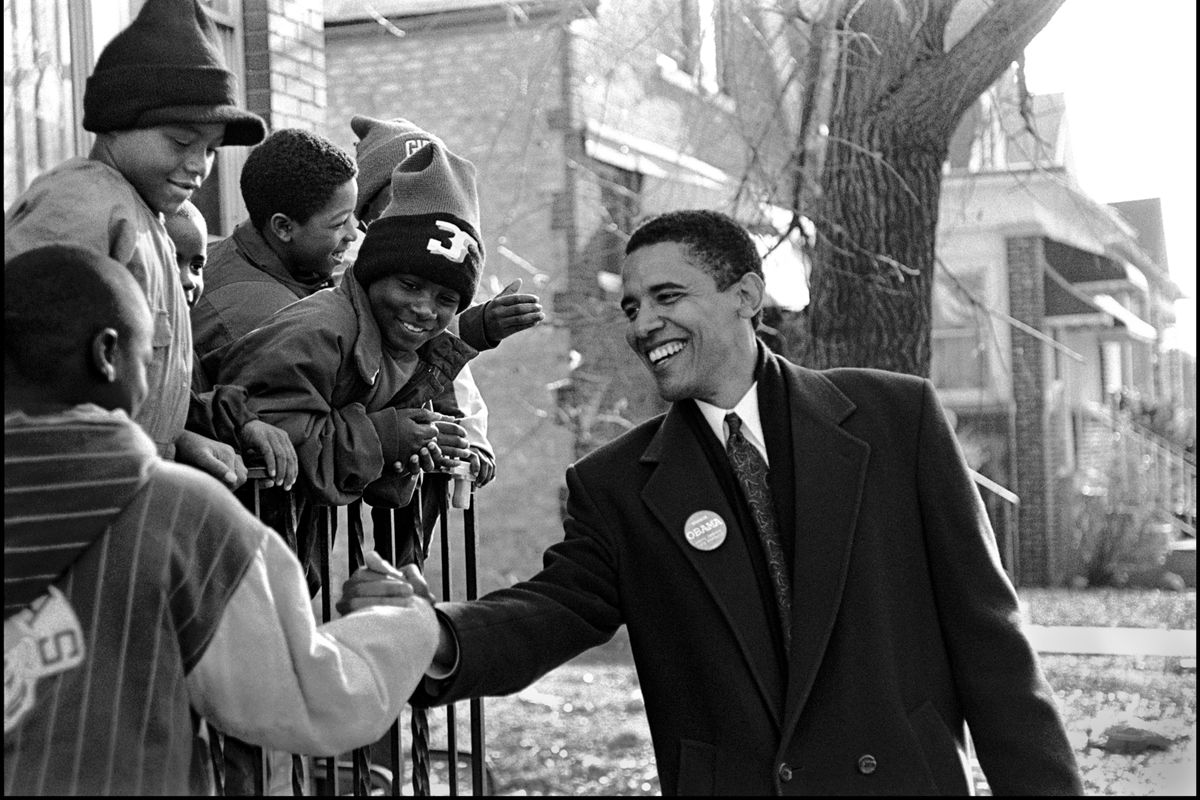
[
  {"x1": 351, "y1": 114, "x2": 545, "y2": 356},
  {"x1": 212, "y1": 137, "x2": 487, "y2": 538},
  {"x1": 4, "y1": 0, "x2": 264, "y2": 489},
  {"x1": 349, "y1": 114, "x2": 546, "y2": 556}
]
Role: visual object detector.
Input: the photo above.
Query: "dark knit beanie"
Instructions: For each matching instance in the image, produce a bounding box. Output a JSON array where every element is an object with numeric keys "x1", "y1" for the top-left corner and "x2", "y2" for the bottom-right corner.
[
  {"x1": 350, "y1": 115, "x2": 443, "y2": 221},
  {"x1": 354, "y1": 142, "x2": 483, "y2": 312},
  {"x1": 83, "y1": 0, "x2": 266, "y2": 146}
]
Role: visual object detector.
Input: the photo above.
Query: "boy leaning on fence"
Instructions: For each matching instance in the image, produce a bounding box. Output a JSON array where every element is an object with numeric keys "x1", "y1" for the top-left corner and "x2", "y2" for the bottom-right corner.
[
  {"x1": 3, "y1": 245, "x2": 441, "y2": 796},
  {"x1": 349, "y1": 114, "x2": 545, "y2": 560},
  {"x1": 189, "y1": 126, "x2": 479, "y2": 500},
  {"x1": 3, "y1": 0, "x2": 287, "y2": 491}
]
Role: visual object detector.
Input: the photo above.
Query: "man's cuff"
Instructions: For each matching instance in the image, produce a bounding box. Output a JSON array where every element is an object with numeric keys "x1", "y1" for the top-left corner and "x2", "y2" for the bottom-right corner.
[
  {"x1": 424, "y1": 607, "x2": 460, "y2": 680},
  {"x1": 366, "y1": 407, "x2": 400, "y2": 461},
  {"x1": 457, "y1": 301, "x2": 499, "y2": 351}
]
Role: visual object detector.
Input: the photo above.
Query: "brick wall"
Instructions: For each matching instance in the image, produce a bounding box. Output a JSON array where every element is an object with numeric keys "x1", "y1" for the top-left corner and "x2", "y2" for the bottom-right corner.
[{"x1": 244, "y1": 0, "x2": 326, "y2": 132}]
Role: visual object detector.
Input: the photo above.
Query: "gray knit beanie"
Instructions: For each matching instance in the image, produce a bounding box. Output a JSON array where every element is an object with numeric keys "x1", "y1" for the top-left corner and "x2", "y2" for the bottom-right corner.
[
  {"x1": 353, "y1": 141, "x2": 483, "y2": 312},
  {"x1": 350, "y1": 115, "x2": 444, "y2": 221}
]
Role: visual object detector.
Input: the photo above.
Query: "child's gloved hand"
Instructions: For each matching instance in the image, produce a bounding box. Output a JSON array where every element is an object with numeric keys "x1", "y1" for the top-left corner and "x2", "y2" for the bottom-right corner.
[
  {"x1": 469, "y1": 446, "x2": 496, "y2": 487},
  {"x1": 393, "y1": 444, "x2": 436, "y2": 477},
  {"x1": 432, "y1": 419, "x2": 470, "y2": 468},
  {"x1": 239, "y1": 419, "x2": 298, "y2": 489},
  {"x1": 482, "y1": 279, "x2": 544, "y2": 343},
  {"x1": 176, "y1": 429, "x2": 247, "y2": 488},
  {"x1": 394, "y1": 408, "x2": 452, "y2": 463}
]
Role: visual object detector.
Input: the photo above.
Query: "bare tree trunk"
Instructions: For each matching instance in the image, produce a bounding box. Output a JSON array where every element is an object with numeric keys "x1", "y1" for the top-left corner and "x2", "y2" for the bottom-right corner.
[
  {"x1": 803, "y1": 123, "x2": 946, "y2": 374},
  {"x1": 797, "y1": 0, "x2": 1067, "y2": 376}
]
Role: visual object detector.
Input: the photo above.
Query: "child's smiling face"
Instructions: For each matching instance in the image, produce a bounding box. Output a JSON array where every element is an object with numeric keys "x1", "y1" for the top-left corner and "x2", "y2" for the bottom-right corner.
[
  {"x1": 367, "y1": 273, "x2": 460, "y2": 355},
  {"x1": 277, "y1": 178, "x2": 359, "y2": 280},
  {"x1": 165, "y1": 204, "x2": 207, "y2": 308},
  {"x1": 101, "y1": 123, "x2": 225, "y2": 216}
]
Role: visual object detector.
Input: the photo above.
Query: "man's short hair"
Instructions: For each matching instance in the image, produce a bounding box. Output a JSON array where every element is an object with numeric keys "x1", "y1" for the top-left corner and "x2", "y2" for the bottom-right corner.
[
  {"x1": 4, "y1": 245, "x2": 147, "y2": 384},
  {"x1": 625, "y1": 209, "x2": 763, "y2": 290},
  {"x1": 241, "y1": 128, "x2": 358, "y2": 230}
]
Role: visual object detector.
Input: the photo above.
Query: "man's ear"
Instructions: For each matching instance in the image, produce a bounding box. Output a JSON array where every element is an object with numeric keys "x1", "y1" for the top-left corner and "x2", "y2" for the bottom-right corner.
[
  {"x1": 268, "y1": 213, "x2": 295, "y2": 242},
  {"x1": 734, "y1": 272, "x2": 766, "y2": 320},
  {"x1": 90, "y1": 328, "x2": 120, "y2": 383}
]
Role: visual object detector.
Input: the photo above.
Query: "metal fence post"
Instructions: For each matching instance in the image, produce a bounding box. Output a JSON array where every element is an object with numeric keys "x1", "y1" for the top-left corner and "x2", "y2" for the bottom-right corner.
[{"x1": 215, "y1": 465, "x2": 489, "y2": 796}]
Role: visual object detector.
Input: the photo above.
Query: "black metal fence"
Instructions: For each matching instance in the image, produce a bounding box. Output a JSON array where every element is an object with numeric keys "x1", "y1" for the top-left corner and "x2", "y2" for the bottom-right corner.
[{"x1": 208, "y1": 467, "x2": 491, "y2": 796}]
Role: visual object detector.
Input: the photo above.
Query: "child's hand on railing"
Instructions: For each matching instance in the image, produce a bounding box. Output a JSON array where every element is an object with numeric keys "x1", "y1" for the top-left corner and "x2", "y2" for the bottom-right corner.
[
  {"x1": 468, "y1": 446, "x2": 496, "y2": 487},
  {"x1": 394, "y1": 408, "x2": 452, "y2": 463},
  {"x1": 176, "y1": 429, "x2": 247, "y2": 488},
  {"x1": 239, "y1": 419, "x2": 298, "y2": 490},
  {"x1": 432, "y1": 419, "x2": 471, "y2": 468}
]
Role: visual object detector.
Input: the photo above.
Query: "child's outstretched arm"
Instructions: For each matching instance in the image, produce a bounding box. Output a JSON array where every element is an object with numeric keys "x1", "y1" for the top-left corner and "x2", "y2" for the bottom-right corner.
[{"x1": 456, "y1": 279, "x2": 544, "y2": 350}]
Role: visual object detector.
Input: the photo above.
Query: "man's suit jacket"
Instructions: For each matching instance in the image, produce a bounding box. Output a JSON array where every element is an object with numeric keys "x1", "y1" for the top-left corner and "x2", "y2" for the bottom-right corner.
[{"x1": 418, "y1": 352, "x2": 1082, "y2": 795}]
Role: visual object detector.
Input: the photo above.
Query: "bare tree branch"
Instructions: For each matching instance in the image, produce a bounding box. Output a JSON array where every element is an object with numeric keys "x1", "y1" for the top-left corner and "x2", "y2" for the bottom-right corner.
[{"x1": 934, "y1": 0, "x2": 1067, "y2": 124}]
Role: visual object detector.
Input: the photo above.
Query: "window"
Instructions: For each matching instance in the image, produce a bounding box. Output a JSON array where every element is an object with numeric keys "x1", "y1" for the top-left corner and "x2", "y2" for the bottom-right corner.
[
  {"x1": 672, "y1": 0, "x2": 727, "y2": 96},
  {"x1": 594, "y1": 161, "x2": 642, "y2": 280},
  {"x1": 4, "y1": 0, "x2": 85, "y2": 205},
  {"x1": 191, "y1": 0, "x2": 249, "y2": 237},
  {"x1": 966, "y1": 89, "x2": 1007, "y2": 173},
  {"x1": 1101, "y1": 340, "x2": 1124, "y2": 396},
  {"x1": 932, "y1": 265, "x2": 990, "y2": 391},
  {"x1": 932, "y1": 328, "x2": 990, "y2": 390},
  {"x1": 4, "y1": 0, "x2": 247, "y2": 237}
]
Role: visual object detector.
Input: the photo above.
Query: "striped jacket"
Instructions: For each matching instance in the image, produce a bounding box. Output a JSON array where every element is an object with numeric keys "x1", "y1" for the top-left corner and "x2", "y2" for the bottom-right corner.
[{"x1": 4, "y1": 406, "x2": 439, "y2": 795}]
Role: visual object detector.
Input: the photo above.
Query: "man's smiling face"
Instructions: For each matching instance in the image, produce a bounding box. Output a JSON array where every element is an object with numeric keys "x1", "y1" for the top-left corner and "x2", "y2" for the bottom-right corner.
[{"x1": 620, "y1": 241, "x2": 752, "y2": 406}]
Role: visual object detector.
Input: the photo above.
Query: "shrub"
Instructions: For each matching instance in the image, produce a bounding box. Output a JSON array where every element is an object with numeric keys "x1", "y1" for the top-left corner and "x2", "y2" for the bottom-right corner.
[{"x1": 1065, "y1": 455, "x2": 1174, "y2": 588}]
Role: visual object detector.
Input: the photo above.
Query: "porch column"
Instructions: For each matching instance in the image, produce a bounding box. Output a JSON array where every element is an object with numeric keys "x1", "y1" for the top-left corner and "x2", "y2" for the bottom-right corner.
[{"x1": 1006, "y1": 235, "x2": 1059, "y2": 586}]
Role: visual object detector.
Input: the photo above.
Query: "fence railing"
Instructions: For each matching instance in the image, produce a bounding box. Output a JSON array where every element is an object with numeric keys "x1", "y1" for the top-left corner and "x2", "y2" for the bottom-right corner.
[
  {"x1": 208, "y1": 466, "x2": 491, "y2": 796},
  {"x1": 1076, "y1": 402, "x2": 1197, "y2": 538}
]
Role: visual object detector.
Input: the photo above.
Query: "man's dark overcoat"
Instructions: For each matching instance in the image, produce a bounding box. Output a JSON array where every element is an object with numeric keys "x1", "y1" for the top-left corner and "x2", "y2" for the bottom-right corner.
[{"x1": 418, "y1": 349, "x2": 1081, "y2": 795}]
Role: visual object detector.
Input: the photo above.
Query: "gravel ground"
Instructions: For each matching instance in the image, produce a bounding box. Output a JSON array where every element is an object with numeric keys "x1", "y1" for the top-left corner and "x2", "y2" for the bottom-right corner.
[{"x1": 395, "y1": 589, "x2": 1196, "y2": 795}]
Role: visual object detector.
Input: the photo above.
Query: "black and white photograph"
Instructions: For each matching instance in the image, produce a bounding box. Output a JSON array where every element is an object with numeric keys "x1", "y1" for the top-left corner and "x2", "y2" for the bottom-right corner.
[{"x1": 5, "y1": 0, "x2": 1194, "y2": 795}]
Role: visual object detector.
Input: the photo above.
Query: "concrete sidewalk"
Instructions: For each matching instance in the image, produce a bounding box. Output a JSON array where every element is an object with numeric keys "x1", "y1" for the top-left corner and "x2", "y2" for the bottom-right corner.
[{"x1": 1025, "y1": 625, "x2": 1196, "y2": 657}]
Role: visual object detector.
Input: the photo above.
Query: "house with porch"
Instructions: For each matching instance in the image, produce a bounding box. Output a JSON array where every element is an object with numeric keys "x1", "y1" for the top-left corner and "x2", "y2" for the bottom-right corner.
[{"x1": 934, "y1": 78, "x2": 1194, "y2": 586}]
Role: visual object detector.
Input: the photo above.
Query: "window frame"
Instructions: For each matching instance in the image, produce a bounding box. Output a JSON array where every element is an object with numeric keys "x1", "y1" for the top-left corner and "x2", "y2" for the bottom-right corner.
[{"x1": 4, "y1": 0, "x2": 249, "y2": 238}]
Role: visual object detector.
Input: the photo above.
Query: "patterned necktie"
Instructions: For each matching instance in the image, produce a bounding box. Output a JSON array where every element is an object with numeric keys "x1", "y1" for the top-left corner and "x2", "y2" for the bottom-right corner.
[{"x1": 725, "y1": 413, "x2": 792, "y2": 651}]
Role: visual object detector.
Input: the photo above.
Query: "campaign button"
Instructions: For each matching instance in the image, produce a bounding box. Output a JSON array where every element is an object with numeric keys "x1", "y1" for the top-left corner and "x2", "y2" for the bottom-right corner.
[{"x1": 683, "y1": 510, "x2": 727, "y2": 551}]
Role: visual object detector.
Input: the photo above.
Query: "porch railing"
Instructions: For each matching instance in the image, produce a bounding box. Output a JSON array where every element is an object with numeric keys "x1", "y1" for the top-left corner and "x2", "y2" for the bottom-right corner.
[
  {"x1": 1076, "y1": 402, "x2": 1197, "y2": 538},
  {"x1": 208, "y1": 466, "x2": 492, "y2": 796}
]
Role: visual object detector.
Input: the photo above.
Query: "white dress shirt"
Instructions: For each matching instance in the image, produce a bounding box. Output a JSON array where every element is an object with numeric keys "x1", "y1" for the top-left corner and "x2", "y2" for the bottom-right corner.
[{"x1": 694, "y1": 382, "x2": 769, "y2": 466}]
